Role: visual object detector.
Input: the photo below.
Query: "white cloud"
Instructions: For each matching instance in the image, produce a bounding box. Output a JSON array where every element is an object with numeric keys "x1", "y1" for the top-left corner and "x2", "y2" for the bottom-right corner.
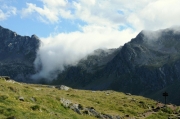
[
  {"x1": 22, "y1": 3, "x2": 59, "y2": 23},
  {"x1": 0, "y1": 5, "x2": 16, "y2": 21},
  {"x1": 73, "y1": 0, "x2": 126, "y2": 28},
  {"x1": 72, "y1": 0, "x2": 180, "y2": 31},
  {"x1": 128, "y1": 0, "x2": 180, "y2": 31},
  {"x1": 21, "y1": 0, "x2": 73, "y2": 23},
  {"x1": 0, "y1": 10, "x2": 6, "y2": 20},
  {"x1": 41, "y1": 0, "x2": 68, "y2": 7},
  {"x1": 21, "y1": 0, "x2": 180, "y2": 30}
]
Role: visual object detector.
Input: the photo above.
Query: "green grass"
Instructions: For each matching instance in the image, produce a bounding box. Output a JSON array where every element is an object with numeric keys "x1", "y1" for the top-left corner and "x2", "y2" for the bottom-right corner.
[
  {"x1": 146, "y1": 112, "x2": 168, "y2": 119},
  {"x1": 0, "y1": 78, "x2": 179, "y2": 119}
]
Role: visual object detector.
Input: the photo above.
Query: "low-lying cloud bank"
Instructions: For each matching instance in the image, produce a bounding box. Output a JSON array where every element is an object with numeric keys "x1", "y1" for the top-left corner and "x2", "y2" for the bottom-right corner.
[{"x1": 31, "y1": 27, "x2": 137, "y2": 81}]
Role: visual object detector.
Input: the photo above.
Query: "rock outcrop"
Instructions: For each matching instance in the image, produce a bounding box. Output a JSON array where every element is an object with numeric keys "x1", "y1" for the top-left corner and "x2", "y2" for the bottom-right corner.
[
  {"x1": 60, "y1": 98, "x2": 121, "y2": 119},
  {"x1": 58, "y1": 85, "x2": 70, "y2": 91}
]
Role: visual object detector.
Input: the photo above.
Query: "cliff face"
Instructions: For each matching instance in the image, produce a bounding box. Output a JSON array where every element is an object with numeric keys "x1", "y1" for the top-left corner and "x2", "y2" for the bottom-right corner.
[
  {"x1": 0, "y1": 26, "x2": 40, "y2": 82},
  {"x1": 53, "y1": 28, "x2": 180, "y2": 105}
]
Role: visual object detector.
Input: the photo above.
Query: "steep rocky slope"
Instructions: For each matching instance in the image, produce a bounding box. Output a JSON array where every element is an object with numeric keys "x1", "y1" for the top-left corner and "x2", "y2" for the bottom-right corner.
[
  {"x1": 105, "y1": 29, "x2": 180, "y2": 92},
  {"x1": 53, "y1": 28, "x2": 180, "y2": 105},
  {"x1": 0, "y1": 26, "x2": 40, "y2": 82}
]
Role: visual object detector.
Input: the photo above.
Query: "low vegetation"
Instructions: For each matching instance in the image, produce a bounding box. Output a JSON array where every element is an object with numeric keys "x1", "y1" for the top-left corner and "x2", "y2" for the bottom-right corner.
[{"x1": 0, "y1": 77, "x2": 179, "y2": 119}]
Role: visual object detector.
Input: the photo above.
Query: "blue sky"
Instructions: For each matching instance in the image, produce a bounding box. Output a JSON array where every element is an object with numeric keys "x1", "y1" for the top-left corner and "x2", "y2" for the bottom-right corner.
[
  {"x1": 1, "y1": 0, "x2": 180, "y2": 79},
  {"x1": 0, "y1": 0, "x2": 85, "y2": 37}
]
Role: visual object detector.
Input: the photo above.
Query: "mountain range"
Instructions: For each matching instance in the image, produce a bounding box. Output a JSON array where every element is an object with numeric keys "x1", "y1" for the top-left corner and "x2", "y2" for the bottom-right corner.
[
  {"x1": 52, "y1": 28, "x2": 180, "y2": 105},
  {"x1": 0, "y1": 25, "x2": 180, "y2": 105}
]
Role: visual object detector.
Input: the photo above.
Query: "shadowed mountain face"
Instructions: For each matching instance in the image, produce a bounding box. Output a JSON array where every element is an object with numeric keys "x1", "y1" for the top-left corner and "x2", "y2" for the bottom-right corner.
[
  {"x1": 52, "y1": 28, "x2": 180, "y2": 105},
  {"x1": 0, "y1": 26, "x2": 40, "y2": 82}
]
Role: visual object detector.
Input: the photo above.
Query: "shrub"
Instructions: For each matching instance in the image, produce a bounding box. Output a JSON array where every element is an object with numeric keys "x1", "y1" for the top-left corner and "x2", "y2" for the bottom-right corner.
[
  {"x1": 8, "y1": 86, "x2": 18, "y2": 92},
  {"x1": 30, "y1": 105, "x2": 40, "y2": 111},
  {"x1": 0, "y1": 95, "x2": 8, "y2": 100},
  {"x1": 161, "y1": 106, "x2": 173, "y2": 114}
]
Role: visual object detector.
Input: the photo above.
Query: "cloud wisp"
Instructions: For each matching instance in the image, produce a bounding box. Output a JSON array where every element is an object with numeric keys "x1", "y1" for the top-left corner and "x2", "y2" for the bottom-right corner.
[
  {"x1": 0, "y1": 5, "x2": 16, "y2": 21},
  {"x1": 21, "y1": 0, "x2": 73, "y2": 24}
]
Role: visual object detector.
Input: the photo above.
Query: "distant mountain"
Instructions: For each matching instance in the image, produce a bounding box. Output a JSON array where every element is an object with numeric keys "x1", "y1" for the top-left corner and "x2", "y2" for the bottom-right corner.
[
  {"x1": 52, "y1": 28, "x2": 180, "y2": 105},
  {"x1": 0, "y1": 26, "x2": 40, "y2": 82}
]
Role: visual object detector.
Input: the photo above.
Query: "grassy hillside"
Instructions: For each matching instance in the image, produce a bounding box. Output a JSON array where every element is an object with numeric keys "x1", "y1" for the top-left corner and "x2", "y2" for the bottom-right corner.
[{"x1": 0, "y1": 77, "x2": 180, "y2": 119}]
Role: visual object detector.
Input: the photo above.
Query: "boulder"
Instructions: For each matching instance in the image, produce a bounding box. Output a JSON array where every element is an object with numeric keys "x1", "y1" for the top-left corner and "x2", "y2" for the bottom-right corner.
[
  {"x1": 0, "y1": 76, "x2": 10, "y2": 80},
  {"x1": 84, "y1": 107, "x2": 101, "y2": 118},
  {"x1": 69, "y1": 103, "x2": 82, "y2": 115},
  {"x1": 57, "y1": 85, "x2": 70, "y2": 91},
  {"x1": 60, "y1": 98, "x2": 71, "y2": 108},
  {"x1": 125, "y1": 93, "x2": 131, "y2": 96},
  {"x1": 18, "y1": 96, "x2": 24, "y2": 101}
]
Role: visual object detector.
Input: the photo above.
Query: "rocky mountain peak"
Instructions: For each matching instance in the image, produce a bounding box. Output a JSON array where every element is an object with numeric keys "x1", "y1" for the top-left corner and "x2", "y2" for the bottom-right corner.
[
  {"x1": 31, "y1": 34, "x2": 39, "y2": 40},
  {"x1": 0, "y1": 26, "x2": 40, "y2": 82},
  {"x1": 129, "y1": 30, "x2": 146, "y2": 44}
]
